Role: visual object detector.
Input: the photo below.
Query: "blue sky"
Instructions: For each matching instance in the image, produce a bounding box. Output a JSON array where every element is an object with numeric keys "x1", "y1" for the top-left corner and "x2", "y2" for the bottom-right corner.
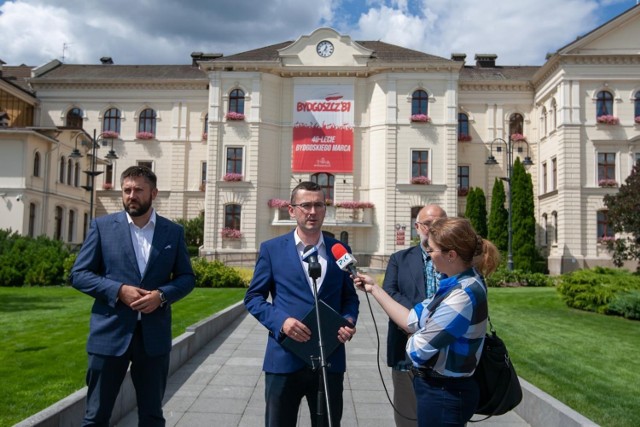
[{"x1": 0, "y1": 0, "x2": 637, "y2": 67}]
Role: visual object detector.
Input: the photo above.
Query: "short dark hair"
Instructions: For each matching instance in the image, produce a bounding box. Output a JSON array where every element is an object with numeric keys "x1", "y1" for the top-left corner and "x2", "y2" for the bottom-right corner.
[
  {"x1": 120, "y1": 166, "x2": 157, "y2": 189},
  {"x1": 290, "y1": 181, "x2": 324, "y2": 204}
]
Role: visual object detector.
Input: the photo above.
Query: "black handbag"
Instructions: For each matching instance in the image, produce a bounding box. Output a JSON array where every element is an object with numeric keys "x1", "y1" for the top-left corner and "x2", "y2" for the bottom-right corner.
[{"x1": 470, "y1": 318, "x2": 523, "y2": 421}]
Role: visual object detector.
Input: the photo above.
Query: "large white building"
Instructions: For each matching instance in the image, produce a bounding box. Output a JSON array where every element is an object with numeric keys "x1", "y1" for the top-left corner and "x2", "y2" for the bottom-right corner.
[{"x1": 2, "y1": 6, "x2": 639, "y2": 274}]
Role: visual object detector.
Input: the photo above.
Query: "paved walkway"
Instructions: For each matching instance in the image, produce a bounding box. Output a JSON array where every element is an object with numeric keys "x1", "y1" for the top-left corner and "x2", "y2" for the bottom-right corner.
[{"x1": 117, "y1": 298, "x2": 529, "y2": 426}]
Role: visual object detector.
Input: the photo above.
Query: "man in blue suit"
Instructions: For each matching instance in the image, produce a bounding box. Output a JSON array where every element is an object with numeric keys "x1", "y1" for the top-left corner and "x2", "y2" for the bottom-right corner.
[
  {"x1": 382, "y1": 204, "x2": 446, "y2": 426},
  {"x1": 70, "y1": 166, "x2": 195, "y2": 427},
  {"x1": 245, "y1": 181, "x2": 359, "y2": 427}
]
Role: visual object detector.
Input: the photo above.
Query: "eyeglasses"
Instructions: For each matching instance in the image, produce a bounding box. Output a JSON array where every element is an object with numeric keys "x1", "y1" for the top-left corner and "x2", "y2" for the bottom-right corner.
[
  {"x1": 291, "y1": 202, "x2": 327, "y2": 212},
  {"x1": 415, "y1": 220, "x2": 433, "y2": 228}
]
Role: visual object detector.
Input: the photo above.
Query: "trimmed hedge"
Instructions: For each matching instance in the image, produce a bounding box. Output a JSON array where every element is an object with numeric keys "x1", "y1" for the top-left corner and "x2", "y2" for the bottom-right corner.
[
  {"x1": 556, "y1": 267, "x2": 640, "y2": 319},
  {"x1": 191, "y1": 257, "x2": 248, "y2": 288},
  {"x1": 486, "y1": 266, "x2": 555, "y2": 287}
]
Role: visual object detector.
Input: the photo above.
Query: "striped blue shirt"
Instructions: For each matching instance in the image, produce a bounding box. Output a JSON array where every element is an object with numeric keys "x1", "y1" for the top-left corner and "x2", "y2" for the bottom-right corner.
[{"x1": 406, "y1": 268, "x2": 488, "y2": 377}]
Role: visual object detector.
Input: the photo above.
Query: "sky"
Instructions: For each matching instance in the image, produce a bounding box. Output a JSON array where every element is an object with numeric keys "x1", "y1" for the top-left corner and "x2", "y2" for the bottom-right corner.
[{"x1": 0, "y1": 0, "x2": 638, "y2": 68}]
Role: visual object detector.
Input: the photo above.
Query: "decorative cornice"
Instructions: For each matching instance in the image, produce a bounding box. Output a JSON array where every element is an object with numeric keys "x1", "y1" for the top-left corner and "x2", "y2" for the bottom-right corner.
[
  {"x1": 30, "y1": 82, "x2": 208, "y2": 91},
  {"x1": 458, "y1": 83, "x2": 533, "y2": 92}
]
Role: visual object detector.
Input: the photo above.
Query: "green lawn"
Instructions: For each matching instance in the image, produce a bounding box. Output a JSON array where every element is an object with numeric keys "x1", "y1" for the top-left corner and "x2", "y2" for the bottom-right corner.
[
  {"x1": 488, "y1": 287, "x2": 640, "y2": 427},
  {"x1": 0, "y1": 287, "x2": 246, "y2": 427},
  {"x1": 1, "y1": 286, "x2": 638, "y2": 427}
]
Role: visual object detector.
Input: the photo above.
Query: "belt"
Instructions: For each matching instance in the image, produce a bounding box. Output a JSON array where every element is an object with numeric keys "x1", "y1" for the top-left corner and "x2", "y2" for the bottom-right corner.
[{"x1": 410, "y1": 366, "x2": 464, "y2": 380}]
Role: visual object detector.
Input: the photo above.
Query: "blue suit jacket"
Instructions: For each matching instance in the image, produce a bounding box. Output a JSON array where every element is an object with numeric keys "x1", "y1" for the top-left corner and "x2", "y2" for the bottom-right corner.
[
  {"x1": 244, "y1": 231, "x2": 359, "y2": 374},
  {"x1": 70, "y1": 211, "x2": 195, "y2": 357},
  {"x1": 382, "y1": 245, "x2": 426, "y2": 367}
]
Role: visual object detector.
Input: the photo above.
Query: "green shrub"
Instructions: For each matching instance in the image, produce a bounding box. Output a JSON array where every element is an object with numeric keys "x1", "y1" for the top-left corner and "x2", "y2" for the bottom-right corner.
[
  {"x1": 607, "y1": 290, "x2": 640, "y2": 320},
  {"x1": 63, "y1": 252, "x2": 78, "y2": 284},
  {"x1": 0, "y1": 231, "x2": 71, "y2": 286},
  {"x1": 486, "y1": 266, "x2": 554, "y2": 287},
  {"x1": 191, "y1": 258, "x2": 247, "y2": 288},
  {"x1": 557, "y1": 267, "x2": 640, "y2": 315}
]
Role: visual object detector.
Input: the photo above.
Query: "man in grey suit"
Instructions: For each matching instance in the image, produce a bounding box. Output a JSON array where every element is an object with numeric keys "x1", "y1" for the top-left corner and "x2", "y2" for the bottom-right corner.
[
  {"x1": 71, "y1": 166, "x2": 195, "y2": 427},
  {"x1": 382, "y1": 204, "x2": 446, "y2": 426}
]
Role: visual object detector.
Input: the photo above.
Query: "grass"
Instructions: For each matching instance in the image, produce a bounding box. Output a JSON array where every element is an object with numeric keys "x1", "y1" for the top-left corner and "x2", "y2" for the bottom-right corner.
[
  {"x1": 1, "y1": 286, "x2": 638, "y2": 427},
  {"x1": 488, "y1": 287, "x2": 640, "y2": 427},
  {"x1": 0, "y1": 286, "x2": 246, "y2": 427}
]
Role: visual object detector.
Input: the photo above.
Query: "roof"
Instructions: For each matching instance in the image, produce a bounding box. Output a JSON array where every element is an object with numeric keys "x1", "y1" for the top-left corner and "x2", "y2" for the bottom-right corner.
[
  {"x1": 1, "y1": 65, "x2": 35, "y2": 93},
  {"x1": 460, "y1": 65, "x2": 539, "y2": 81},
  {"x1": 31, "y1": 64, "x2": 208, "y2": 82}
]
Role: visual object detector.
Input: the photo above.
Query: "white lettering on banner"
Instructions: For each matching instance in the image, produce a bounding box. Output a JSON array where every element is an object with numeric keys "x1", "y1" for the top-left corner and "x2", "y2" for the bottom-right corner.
[
  {"x1": 332, "y1": 145, "x2": 351, "y2": 152},
  {"x1": 295, "y1": 144, "x2": 332, "y2": 151},
  {"x1": 311, "y1": 136, "x2": 336, "y2": 143},
  {"x1": 296, "y1": 101, "x2": 352, "y2": 112}
]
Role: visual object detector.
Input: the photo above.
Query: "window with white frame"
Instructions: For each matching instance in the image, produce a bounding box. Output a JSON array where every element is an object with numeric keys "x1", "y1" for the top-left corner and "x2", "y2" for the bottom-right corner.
[
  {"x1": 542, "y1": 161, "x2": 548, "y2": 193},
  {"x1": 224, "y1": 204, "x2": 242, "y2": 230},
  {"x1": 411, "y1": 90, "x2": 429, "y2": 116},
  {"x1": 226, "y1": 147, "x2": 243, "y2": 174},
  {"x1": 597, "y1": 153, "x2": 616, "y2": 185},
  {"x1": 412, "y1": 150, "x2": 429, "y2": 180},
  {"x1": 551, "y1": 157, "x2": 557, "y2": 191},
  {"x1": 597, "y1": 210, "x2": 614, "y2": 240},
  {"x1": 33, "y1": 152, "x2": 41, "y2": 177},
  {"x1": 458, "y1": 166, "x2": 469, "y2": 195},
  {"x1": 541, "y1": 214, "x2": 548, "y2": 246},
  {"x1": 596, "y1": 90, "x2": 614, "y2": 117},
  {"x1": 137, "y1": 160, "x2": 153, "y2": 170}
]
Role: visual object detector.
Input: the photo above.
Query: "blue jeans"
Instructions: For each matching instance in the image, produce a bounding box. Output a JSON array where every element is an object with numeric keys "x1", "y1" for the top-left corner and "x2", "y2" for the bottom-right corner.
[
  {"x1": 265, "y1": 369, "x2": 344, "y2": 427},
  {"x1": 413, "y1": 375, "x2": 478, "y2": 427}
]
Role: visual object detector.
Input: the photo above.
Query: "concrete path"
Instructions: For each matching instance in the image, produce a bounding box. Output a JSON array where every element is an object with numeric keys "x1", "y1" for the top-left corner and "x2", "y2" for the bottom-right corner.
[{"x1": 116, "y1": 299, "x2": 528, "y2": 426}]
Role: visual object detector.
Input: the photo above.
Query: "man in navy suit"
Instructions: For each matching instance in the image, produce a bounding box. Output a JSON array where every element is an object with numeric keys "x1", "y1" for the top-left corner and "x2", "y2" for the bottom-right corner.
[
  {"x1": 382, "y1": 204, "x2": 446, "y2": 426},
  {"x1": 71, "y1": 166, "x2": 195, "y2": 427},
  {"x1": 245, "y1": 181, "x2": 359, "y2": 427}
]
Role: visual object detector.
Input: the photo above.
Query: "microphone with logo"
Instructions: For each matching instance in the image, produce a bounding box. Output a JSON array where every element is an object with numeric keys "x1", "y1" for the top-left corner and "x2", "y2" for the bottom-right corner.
[
  {"x1": 331, "y1": 243, "x2": 358, "y2": 277},
  {"x1": 302, "y1": 245, "x2": 322, "y2": 280}
]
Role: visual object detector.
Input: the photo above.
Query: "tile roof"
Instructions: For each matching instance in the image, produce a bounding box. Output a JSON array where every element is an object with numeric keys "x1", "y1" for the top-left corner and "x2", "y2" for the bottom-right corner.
[
  {"x1": 31, "y1": 64, "x2": 208, "y2": 82},
  {"x1": 1, "y1": 65, "x2": 35, "y2": 92}
]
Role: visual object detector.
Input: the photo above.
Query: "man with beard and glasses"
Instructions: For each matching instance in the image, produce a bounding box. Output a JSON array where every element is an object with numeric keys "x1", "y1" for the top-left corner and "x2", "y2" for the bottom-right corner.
[{"x1": 71, "y1": 165, "x2": 195, "y2": 427}]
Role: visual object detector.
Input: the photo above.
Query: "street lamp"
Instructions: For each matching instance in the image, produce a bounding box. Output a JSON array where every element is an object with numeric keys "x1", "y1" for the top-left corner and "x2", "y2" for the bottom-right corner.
[
  {"x1": 71, "y1": 129, "x2": 118, "y2": 222},
  {"x1": 485, "y1": 136, "x2": 533, "y2": 271}
]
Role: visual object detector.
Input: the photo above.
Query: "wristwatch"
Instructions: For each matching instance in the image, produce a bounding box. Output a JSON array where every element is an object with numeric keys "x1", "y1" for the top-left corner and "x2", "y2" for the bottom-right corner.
[{"x1": 157, "y1": 289, "x2": 167, "y2": 307}]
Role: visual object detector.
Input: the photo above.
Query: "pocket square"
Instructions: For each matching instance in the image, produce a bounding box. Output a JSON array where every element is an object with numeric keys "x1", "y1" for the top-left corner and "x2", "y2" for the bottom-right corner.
[{"x1": 164, "y1": 244, "x2": 172, "y2": 250}]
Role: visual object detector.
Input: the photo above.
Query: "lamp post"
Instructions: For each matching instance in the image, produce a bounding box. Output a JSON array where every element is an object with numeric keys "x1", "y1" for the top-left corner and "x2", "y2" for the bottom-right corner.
[
  {"x1": 485, "y1": 136, "x2": 533, "y2": 271},
  {"x1": 70, "y1": 129, "x2": 118, "y2": 222}
]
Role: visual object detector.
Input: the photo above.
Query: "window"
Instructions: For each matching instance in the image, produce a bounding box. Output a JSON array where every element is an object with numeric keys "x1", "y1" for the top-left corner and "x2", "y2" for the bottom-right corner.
[
  {"x1": 66, "y1": 108, "x2": 83, "y2": 128},
  {"x1": 551, "y1": 157, "x2": 557, "y2": 191},
  {"x1": 597, "y1": 211, "x2": 614, "y2": 239},
  {"x1": 74, "y1": 162, "x2": 80, "y2": 187},
  {"x1": 229, "y1": 89, "x2": 245, "y2": 114},
  {"x1": 33, "y1": 152, "x2": 41, "y2": 177},
  {"x1": 542, "y1": 214, "x2": 548, "y2": 246},
  {"x1": 28, "y1": 203, "x2": 36, "y2": 238},
  {"x1": 541, "y1": 107, "x2": 547, "y2": 136},
  {"x1": 598, "y1": 153, "x2": 616, "y2": 181},
  {"x1": 54, "y1": 206, "x2": 63, "y2": 240},
  {"x1": 83, "y1": 213, "x2": 89, "y2": 240},
  {"x1": 552, "y1": 211, "x2": 558, "y2": 244},
  {"x1": 103, "y1": 108, "x2": 121, "y2": 134},
  {"x1": 224, "y1": 204, "x2": 242, "y2": 230},
  {"x1": 201, "y1": 162, "x2": 207, "y2": 187},
  {"x1": 458, "y1": 166, "x2": 469, "y2": 191},
  {"x1": 203, "y1": 113, "x2": 208, "y2": 138},
  {"x1": 411, "y1": 90, "x2": 428, "y2": 115},
  {"x1": 635, "y1": 91, "x2": 640, "y2": 120},
  {"x1": 596, "y1": 91, "x2": 613, "y2": 117},
  {"x1": 458, "y1": 113, "x2": 470, "y2": 140},
  {"x1": 137, "y1": 160, "x2": 153, "y2": 170},
  {"x1": 542, "y1": 162, "x2": 548, "y2": 193},
  {"x1": 509, "y1": 113, "x2": 524, "y2": 136},
  {"x1": 138, "y1": 108, "x2": 157, "y2": 135},
  {"x1": 311, "y1": 173, "x2": 335, "y2": 201},
  {"x1": 551, "y1": 99, "x2": 557, "y2": 130},
  {"x1": 59, "y1": 156, "x2": 66, "y2": 183},
  {"x1": 68, "y1": 210, "x2": 76, "y2": 242},
  {"x1": 67, "y1": 158, "x2": 73, "y2": 185},
  {"x1": 412, "y1": 150, "x2": 429, "y2": 178},
  {"x1": 226, "y1": 147, "x2": 243, "y2": 174},
  {"x1": 104, "y1": 164, "x2": 114, "y2": 187}
]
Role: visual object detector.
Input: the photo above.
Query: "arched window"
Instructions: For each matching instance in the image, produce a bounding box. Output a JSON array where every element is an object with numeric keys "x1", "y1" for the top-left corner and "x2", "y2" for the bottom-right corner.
[
  {"x1": 66, "y1": 108, "x2": 83, "y2": 128},
  {"x1": 411, "y1": 90, "x2": 428, "y2": 116},
  {"x1": 54, "y1": 206, "x2": 64, "y2": 240},
  {"x1": 509, "y1": 113, "x2": 524, "y2": 136},
  {"x1": 68, "y1": 210, "x2": 76, "y2": 242},
  {"x1": 458, "y1": 113, "x2": 470, "y2": 140},
  {"x1": 67, "y1": 158, "x2": 73, "y2": 185},
  {"x1": 203, "y1": 113, "x2": 208, "y2": 138},
  {"x1": 310, "y1": 173, "x2": 335, "y2": 201},
  {"x1": 542, "y1": 214, "x2": 548, "y2": 246},
  {"x1": 74, "y1": 162, "x2": 80, "y2": 187},
  {"x1": 103, "y1": 108, "x2": 121, "y2": 134},
  {"x1": 541, "y1": 107, "x2": 547, "y2": 136},
  {"x1": 224, "y1": 204, "x2": 242, "y2": 230},
  {"x1": 229, "y1": 89, "x2": 245, "y2": 114},
  {"x1": 28, "y1": 203, "x2": 36, "y2": 237},
  {"x1": 138, "y1": 108, "x2": 157, "y2": 134},
  {"x1": 59, "y1": 156, "x2": 66, "y2": 183},
  {"x1": 634, "y1": 91, "x2": 640, "y2": 120},
  {"x1": 551, "y1": 99, "x2": 557, "y2": 130},
  {"x1": 596, "y1": 91, "x2": 613, "y2": 117},
  {"x1": 33, "y1": 152, "x2": 41, "y2": 177},
  {"x1": 552, "y1": 211, "x2": 558, "y2": 244}
]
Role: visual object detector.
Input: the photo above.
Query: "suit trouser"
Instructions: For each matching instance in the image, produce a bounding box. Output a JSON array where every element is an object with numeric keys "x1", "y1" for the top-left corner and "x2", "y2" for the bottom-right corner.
[
  {"x1": 82, "y1": 323, "x2": 170, "y2": 427},
  {"x1": 392, "y1": 369, "x2": 418, "y2": 427},
  {"x1": 265, "y1": 368, "x2": 344, "y2": 427}
]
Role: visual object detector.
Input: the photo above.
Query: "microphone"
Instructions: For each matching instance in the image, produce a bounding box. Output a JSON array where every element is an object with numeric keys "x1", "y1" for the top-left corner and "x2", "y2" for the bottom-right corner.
[
  {"x1": 331, "y1": 243, "x2": 358, "y2": 277},
  {"x1": 302, "y1": 245, "x2": 321, "y2": 280}
]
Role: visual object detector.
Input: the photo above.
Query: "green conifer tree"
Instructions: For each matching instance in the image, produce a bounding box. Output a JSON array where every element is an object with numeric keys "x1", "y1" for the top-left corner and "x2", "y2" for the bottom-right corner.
[
  {"x1": 511, "y1": 158, "x2": 539, "y2": 271},
  {"x1": 488, "y1": 178, "x2": 508, "y2": 251}
]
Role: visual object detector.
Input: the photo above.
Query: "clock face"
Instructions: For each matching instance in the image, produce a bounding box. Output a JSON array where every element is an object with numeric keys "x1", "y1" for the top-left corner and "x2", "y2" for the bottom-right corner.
[{"x1": 316, "y1": 40, "x2": 334, "y2": 58}]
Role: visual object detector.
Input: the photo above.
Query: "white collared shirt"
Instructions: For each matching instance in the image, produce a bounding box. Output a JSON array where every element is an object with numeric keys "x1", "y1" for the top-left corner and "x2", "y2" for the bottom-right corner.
[
  {"x1": 126, "y1": 209, "x2": 156, "y2": 277},
  {"x1": 294, "y1": 231, "x2": 327, "y2": 293}
]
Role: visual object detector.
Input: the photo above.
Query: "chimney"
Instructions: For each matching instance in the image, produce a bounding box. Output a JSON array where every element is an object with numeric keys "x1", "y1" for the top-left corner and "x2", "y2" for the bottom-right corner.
[
  {"x1": 100, "y1": 57, "x2": 114, "y2": 65},
  {"x1": 450, "y1": 53, "x2": 466, "y2": 65},
  {"x1": 191, "y1": 52, "x2": 223, "y2": 67},
  {"x1": 475, "y1": 54, "x2": 497, "y2": 68}
]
